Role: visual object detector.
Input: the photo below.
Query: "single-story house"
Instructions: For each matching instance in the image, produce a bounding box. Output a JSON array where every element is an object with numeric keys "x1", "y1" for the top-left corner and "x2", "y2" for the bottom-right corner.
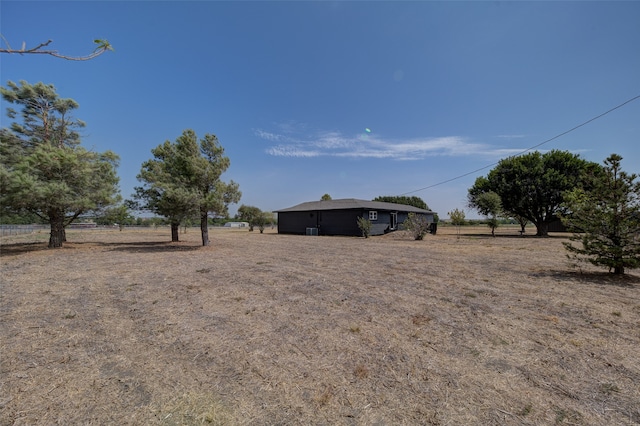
[{"x1": 275, "y1": 198, "x2": 437, "y2": 236}]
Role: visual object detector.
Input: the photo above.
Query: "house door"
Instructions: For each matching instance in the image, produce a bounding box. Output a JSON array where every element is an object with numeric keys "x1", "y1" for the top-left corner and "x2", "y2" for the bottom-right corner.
[{"x1": 390, "y1": 212, "x2": 397, "y2": 230}]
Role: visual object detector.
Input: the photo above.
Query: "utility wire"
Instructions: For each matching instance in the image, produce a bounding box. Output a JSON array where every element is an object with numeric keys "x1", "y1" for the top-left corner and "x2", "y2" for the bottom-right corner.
[{"x1": 401, "y1": 94, "x2": 640, "y2": 196}]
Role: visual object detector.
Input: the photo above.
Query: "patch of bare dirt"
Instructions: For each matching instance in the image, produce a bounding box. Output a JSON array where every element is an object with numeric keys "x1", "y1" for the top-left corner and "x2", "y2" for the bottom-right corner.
[{"x1": 1, "y1": 226, "x2": 639, "y2": 425}]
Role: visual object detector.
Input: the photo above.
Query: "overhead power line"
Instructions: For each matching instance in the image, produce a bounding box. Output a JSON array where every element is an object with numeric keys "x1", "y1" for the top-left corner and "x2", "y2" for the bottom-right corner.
[{"x1": 401, "y1": 94, "x2": 640, "y2": 196}]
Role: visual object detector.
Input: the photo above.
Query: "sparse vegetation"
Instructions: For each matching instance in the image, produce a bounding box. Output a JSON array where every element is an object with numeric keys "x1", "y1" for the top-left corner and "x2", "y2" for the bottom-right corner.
[
  {"x1": 353, "y1": 364, "x2": 369, "y2": 379},
  {"x1": 1, "y1": 226, "x2": 638, "y2": 425},
  {"x1": 401, "y1": 212, "x2": 431, "y2": 240},
  {"x1": 153, "y1": 392, "x2": 232, "y2": 425},
  {"x1": 448, "y1": 208, "x2": 466, "y2": 238}
]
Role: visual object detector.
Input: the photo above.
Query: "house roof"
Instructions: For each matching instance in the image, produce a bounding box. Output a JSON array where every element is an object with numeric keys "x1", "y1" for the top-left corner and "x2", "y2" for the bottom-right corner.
[{"x1": 275, "y1": 198, "x2": 435, "y2": 214}]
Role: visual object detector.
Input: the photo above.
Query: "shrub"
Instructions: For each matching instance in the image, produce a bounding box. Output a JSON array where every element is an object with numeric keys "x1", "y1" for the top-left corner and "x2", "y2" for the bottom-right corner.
[
  {"x1": 356, "y1": 216, "x2": 372, "y2": 238},
  {"x1": 402, "y1": 213, "x2": 431, "y2": 240}
]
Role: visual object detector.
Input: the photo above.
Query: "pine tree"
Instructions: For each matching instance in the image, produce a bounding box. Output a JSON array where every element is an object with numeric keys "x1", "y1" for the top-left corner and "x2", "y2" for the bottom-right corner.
[
  {"x1": 0, "y1": 81, "x2": 120, "y2": 248},
  {"x1": 562, "y1": 154, "x2": 640, "y2": 275},
  {"x1": 134, "y1": 129, "x2": 240, "y2": 246}
]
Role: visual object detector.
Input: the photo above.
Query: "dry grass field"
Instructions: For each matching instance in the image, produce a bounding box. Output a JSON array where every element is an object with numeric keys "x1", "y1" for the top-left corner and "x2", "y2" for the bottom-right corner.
[{"x1": 1, "y1": 225, "x2": 639, "y2": 425}]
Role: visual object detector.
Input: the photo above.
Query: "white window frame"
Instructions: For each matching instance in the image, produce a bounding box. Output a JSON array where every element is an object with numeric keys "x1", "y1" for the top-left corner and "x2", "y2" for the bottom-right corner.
[{"x1": 369, "y1": 211, "x2": 378, "y2": 221}]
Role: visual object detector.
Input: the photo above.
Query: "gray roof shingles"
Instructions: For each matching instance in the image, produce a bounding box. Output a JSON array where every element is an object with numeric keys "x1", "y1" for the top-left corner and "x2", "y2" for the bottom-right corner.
[{"x1": 275, "y1": 198, "x2": 434, "y2": 214}]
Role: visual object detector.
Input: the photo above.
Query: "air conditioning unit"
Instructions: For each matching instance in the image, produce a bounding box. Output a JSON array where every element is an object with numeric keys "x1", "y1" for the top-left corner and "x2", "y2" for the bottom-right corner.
[{"x1": 306, "y1": 227, "x2": 318, "y2": 236}]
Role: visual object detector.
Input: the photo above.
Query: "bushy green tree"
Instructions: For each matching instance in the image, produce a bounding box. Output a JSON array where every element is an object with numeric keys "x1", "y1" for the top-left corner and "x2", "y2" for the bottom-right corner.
[
  {"x1": 468, "y1": 191, "x2": 502, "y2": 237},
  {"x1": 236, "y1": 205, "x2": 263, "y2": 232},
  {"x1": 468, "y1": 150, "x2": 597, "y2": 236},
  {"x1": 0, "y1": 80, "x2": 120, "y2": 247},
  {"x1": 562, "y1": 154, "x2": 640, "y2": 275},
  {"x1": 97, "y1": 204, "x2": 134, "y2": 230},
  {"x1": 255, "y1": 211, "x2": 272, "y2": 233},
  {"x1": 321, "y1": 194, "x2": 332, "y2": 201},
  {"x1": 134, "y1": 129, "x2": 240, "y2": 245}
]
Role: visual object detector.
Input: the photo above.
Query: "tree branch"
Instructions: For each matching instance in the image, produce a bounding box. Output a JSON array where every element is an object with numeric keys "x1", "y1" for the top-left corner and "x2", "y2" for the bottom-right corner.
[{"x1": 0, "y1": 37, "x2": 113, "y2": 61}]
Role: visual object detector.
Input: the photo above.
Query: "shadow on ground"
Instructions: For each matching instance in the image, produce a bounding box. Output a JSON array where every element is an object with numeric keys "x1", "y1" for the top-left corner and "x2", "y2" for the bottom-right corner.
[
  {"x1": 0, "y1": 241, "x2": 203, "y2": 257},
  {"x1": 532, "y1": 269, "x2": 640, "y2": 287}
]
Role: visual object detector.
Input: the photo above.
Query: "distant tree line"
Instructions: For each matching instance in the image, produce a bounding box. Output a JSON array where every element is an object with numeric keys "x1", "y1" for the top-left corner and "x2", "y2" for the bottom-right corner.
[{"x1": 2, "y1": 80, "x2": 638, "y2": 274}]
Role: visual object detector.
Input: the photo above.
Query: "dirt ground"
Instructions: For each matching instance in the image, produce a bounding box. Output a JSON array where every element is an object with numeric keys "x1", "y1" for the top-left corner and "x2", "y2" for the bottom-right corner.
[{"x1": 1, "y1": 225, "x2": 639, "y2": 425}]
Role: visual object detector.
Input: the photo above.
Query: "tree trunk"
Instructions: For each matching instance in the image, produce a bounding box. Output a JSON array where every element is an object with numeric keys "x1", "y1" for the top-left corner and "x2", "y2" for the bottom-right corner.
[
  {"x1": 48, "y1": 214, "x2": 65, "y2": 248},
  {"x1": 171, "y1": 221, "x2": 180, "y2": 242},
  {"x1": 200, "y1": 210, "x2": 210, "y2": 246},
  {"x1": 535, "y1": 221, "x2": 549, "y2": 237}
]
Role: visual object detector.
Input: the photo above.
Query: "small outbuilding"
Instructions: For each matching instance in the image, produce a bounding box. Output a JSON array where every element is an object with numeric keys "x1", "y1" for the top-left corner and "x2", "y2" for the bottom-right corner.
[
  {"x1": 275, "y1": 198, "x2": 437, "y2": 236},
  {"x1": 223, "y1": 221, "x2": 249, "y2": 228}
]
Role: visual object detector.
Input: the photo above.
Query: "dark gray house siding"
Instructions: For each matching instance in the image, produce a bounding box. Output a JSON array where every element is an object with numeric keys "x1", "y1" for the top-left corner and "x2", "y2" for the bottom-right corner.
[{"x1": 275, "y1": 199, "x2": 436, "y2": 237}]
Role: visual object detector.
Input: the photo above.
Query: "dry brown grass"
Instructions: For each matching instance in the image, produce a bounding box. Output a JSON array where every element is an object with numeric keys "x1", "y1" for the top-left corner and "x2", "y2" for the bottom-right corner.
[{"x1": 1, "y1": 225, "x2": 639, "y2": 425}]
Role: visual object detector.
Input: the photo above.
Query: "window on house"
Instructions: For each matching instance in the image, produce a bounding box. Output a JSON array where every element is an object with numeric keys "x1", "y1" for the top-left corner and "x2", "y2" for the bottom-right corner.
[{"x1": 369, "y1": 211, "x2": 377, "y2": 221}]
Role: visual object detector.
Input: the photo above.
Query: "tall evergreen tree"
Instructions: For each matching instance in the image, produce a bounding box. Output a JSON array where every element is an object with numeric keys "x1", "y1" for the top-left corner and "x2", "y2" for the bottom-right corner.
[
  {"x1": 134, "y1": 139, "x2": 199, "y2": 242},
  {"x1": 562, "y1": 154, "x2": 640, "y2": 275},
  {"x1": 134, "y1": 129, "x2": 240, "y2": 246},
  {"x1": 0, "y1": 81, "x2": 120, "y2": 248}
]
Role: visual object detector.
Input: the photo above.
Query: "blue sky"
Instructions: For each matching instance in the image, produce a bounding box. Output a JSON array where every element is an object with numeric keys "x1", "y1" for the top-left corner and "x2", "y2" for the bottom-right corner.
[{"x1": 2, "y1": 1, "x2": 639, "y2": 219}]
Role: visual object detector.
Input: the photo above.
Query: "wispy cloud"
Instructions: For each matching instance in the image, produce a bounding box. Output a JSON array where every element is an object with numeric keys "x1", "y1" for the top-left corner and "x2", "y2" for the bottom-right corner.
[
  {"x1": 256, "y1": 126, "x2": 520, "y2": 160},
  {"x1": 255, "y1": 129, "x2": 286, "y2": 142},
  {"x1": 496, "y1": 134, "x2": 527, "y2": 139}
]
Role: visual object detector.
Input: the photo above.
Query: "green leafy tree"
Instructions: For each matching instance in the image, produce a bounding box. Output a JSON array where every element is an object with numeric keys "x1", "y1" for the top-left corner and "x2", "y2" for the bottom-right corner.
[
  {"x1": 256, "y1": 211, "x2": 272, "y2": 233},
  {"x1": 134, "y1": 130, "x2": 240, "y2": 245},
  {"x1": 468, "y1": 150, "x2": 597, "y2": 236},
  {"x1": 356, "y1": 216, "x2": 372, "y2": 238},
  {"x1": 468, "y1": 191, "x2": 502, "y2": 237},
  {"x1": 236, "y1": 205, "x2": 263, "y2": 231},
  {"x1": 562, "y1": 154, "x2": 640, "y2": 275},
  {"x1": 97, "y1": 204, "x2": 134, "y2": 230},
  {"x1": 373, "y1": 195, "x2": 429, "y2": 210},
  {"x1": 402, "y1": 212, "x2": 431, "y2": 240},
  {"x1": 448, "y1": 208, "x2": 466, "y2": 238},
  {"x1": 321, "y1": 194, "x2": 332, "y2": 201},
  {"x1": 0, "y1": 80, "x2": 120, "y2": 248}
]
